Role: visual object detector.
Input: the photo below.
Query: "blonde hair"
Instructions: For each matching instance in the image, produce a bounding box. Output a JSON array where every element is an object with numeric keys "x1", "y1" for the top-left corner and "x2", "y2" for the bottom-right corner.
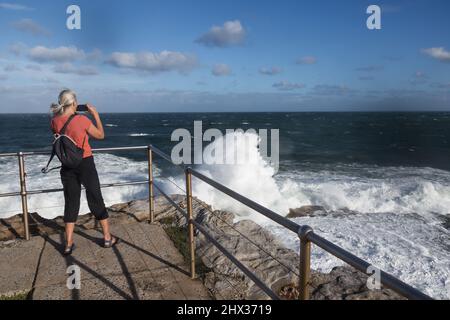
[{"x1": 50, "y1": 89, "x2": 77, "y2": 115}]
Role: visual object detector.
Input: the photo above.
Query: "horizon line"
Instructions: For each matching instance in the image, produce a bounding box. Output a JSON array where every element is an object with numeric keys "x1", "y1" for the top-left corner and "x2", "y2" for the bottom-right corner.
[{"x1": 2, "y1": 110, "x2": 450, "y2": 115}]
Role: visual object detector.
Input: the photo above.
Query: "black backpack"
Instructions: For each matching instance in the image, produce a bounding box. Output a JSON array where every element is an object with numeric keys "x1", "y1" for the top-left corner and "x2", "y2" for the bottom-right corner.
[{"x1": 42, "y1": 114, "x2": 86, "y2": 173}]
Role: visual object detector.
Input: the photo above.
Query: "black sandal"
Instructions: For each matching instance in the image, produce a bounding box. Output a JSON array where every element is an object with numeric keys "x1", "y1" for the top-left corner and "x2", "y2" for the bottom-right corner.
[
  {"x1": 104, "y1": 236, "x2": 119, "y2": 248},
  {"x1": 63, "y1": 243, "x2": 75, "y2": 256}
]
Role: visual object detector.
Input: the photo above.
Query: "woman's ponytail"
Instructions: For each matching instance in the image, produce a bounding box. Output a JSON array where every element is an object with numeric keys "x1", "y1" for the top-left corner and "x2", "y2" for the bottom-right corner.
[
  {"x1": 50, "y1": 102, "x2": 63, "y2": 115},
  {"x1": 49, "y1": 89, "x2": 77, "y2": 116}
]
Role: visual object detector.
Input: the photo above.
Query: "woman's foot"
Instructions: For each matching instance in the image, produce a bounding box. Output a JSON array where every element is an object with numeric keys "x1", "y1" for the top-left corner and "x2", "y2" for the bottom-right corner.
[
  {"x1": 103, "y1": 235, "x2": 119, "y2": 248},
  {"x1": 63, "y1": 243, "x2": 75, "y2": 256}
]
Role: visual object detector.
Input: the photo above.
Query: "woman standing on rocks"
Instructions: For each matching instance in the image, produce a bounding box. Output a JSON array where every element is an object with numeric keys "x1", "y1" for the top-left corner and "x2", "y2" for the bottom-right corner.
[{"x1": 49, "y1": 89, "x2": 119, "y2": 255}]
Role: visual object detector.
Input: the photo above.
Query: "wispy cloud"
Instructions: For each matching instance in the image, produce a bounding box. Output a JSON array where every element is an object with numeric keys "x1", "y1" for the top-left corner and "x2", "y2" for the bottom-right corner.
[
  {"x1": 8, "y1": 42, "x2": 27, "y2": 56},
  {"x1": 107, "y1": 50, "x2": 197, "y2": 74},
  {"x1": 0, "y1": 2, "x2": 33, "y2": 10},
  {"x1": 422, "y1": 47, "x2": 450, "y2": 62},
  {"x1": 12, "y1": 19, "x2": 50, "y2": 36},
  {"x1": 355, "y1": 65, "x2": 384, "y2": 72},
  {"x1": 28, "y1": 46, "x2": 85, "y2": 63},
  {"x1": 430, "y1": 82, "x2": 450, "y2": 89},
  {"x1": 4, "y1": 64, "x2": 21, "y2": 72},
  {"x1": 410, "y1": 71, "x2": 428, "y2": 86},
  {"x1": 53, "y1": 63, "x2": 99, "y2": 76},
  {"x1": 211, "y1": 63, "x2": 231, "y2": 76},
  {"x1": 311, "y1": 84, "x2": 352, "y2": 96},
  {"x1": 273, "y1": 81, "x2": 305, "y2": 91},
  {"x1": 414, "y1": 71, "x2": 427, "y2": 78},
  {"x1": 259, "y1": 67, "x2": 282, "y2": 76},
  {"x1": 296, "y1": 56, "x2": 317, "y2": 65},
  {"x1": 196, "y1": 20, "x2": 246, "y2": 48},
  {"x1": 380, "y1": 4, "x2": 401, "y2": 13},
  {"x1": 25, "y1": 64, "x2": 42, "y2": 71},
  {"x1": 382, "y1": 55, "x2": 403, "y2": 61}
]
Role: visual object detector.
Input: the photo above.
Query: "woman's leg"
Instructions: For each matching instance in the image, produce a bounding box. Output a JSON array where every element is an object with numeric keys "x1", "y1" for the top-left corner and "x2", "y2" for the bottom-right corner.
[
  {"x1": 79, "y1": 157, "x2": 112, "y2": 241},
  {"x1": 65, "y1": 223, "x2": 75, "y2": 245},
  {"x1": 99, "y1": 219, "x2": 111, "y2": 241},
  {"x1": 61, "y1": 167, "x2": 81, "y2": 247}
]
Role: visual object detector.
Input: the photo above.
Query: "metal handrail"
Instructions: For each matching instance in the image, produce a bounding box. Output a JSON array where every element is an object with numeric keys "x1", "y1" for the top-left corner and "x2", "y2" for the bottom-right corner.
[
  {"x1": 0, "y1": 145, "x2": 433, "y2": 300},
  {"x1": 0, "y1": 146, "x2": 149, "y2": 157}
]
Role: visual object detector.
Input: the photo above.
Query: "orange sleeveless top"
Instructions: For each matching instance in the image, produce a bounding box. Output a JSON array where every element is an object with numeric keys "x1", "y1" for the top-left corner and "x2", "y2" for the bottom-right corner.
[{"x1": 51, "y1": 114, "x2": 93, "y2": 158}]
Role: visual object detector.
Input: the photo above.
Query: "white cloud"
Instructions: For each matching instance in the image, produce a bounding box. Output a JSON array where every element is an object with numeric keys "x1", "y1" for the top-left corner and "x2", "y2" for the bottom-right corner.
[
  {"x1": 196, "y1": 20, "x2": 246, "y2": 47},
  {"x1": 259, "y1": 67, "x2": 282, "y2": 75},
  {"x1": 28, "y1": 46, "x2": 85, "y2": 63},
  {"x1": 211, "y1": 64, "x2": 231, "y2": 76},
  {"x1": 53, "y1": 63, "x2": 99, "y2": 76},
  {"x1": 107, "y1": 50, "x2": 197, "y2": 74},
  {"x1": 273, "y1": 81, "x2": 305, "y2": 91},
  {"x1": 12, "y1": 19, "x2": 49, "y2": 36},
  {"x1": 422, "y1": 47, "x2": 450, "y2": 62},
  {"x1": 296, "y1": 56, "x2": 317, "y2": 65},
  {"x1": 0, "y1": 2, "x2": 33, "y2": 10}
]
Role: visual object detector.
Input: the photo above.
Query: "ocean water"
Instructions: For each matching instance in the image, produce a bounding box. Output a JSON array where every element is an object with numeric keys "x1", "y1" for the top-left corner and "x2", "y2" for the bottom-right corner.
[{"x1": 0, "y1": 112, "x2": 449, "y2": 299}]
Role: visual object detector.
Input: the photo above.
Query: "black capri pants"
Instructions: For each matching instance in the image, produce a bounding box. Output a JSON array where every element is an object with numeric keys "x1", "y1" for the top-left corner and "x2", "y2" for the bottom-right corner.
[{"x1": 60, "y1": 156, "x2": 109, "y2": 223}]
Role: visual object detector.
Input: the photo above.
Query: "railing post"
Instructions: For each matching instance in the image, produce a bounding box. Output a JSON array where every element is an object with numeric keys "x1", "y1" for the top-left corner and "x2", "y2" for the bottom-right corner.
[
  {"x1": 298, "y1": 225, "x2": 313, "y2": 300},
  {"x1": 17, "y1": 152, "x2": 30, "y2": 240},
  {"x1": 185, "y1": 168, "x2": 196, "y2": 279},
  {"x1": 147, "y1": 146, "x2": 154, "y2": 223}
]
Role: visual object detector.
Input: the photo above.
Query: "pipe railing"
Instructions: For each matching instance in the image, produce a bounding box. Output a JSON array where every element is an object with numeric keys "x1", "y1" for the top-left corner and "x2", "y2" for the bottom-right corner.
[{"x1": 0, "y1": 145, "x2": 433, "y2": 300}]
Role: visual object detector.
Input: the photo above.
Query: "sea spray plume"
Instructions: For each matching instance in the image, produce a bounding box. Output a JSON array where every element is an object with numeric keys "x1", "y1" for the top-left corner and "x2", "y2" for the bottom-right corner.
[
  {"x1": 171, "y1": 121, "x2": 279, "y2": 171},
  {"x1": 190, "y1": 131, "x2": 290, "y2": 223}
]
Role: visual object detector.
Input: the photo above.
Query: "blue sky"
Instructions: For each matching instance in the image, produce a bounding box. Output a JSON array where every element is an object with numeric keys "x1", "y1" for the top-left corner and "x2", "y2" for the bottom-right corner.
[{"x1": 0, "y1": 0, "x2": 449, "y2": 112}]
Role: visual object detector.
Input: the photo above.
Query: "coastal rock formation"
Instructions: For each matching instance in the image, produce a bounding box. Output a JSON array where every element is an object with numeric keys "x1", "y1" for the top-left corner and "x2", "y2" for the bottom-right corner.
[
  {"x1": 287, "y1": 205, "x2": 326, "y2": 218},
  {"x1": 0, "y1": 195, "x2": 404, "y2": 300}
]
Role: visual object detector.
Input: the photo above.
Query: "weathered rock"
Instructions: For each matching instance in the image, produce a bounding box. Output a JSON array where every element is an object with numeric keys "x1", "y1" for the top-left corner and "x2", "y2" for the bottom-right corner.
[
  {"x1": 310, "y1": 266, "x2": 404, "y2": 300},
  {"x1": 441, "y1": 214, "x2": 450, "y2": 230},
  {"x1": 287, "y1": 205, "x2": 326, "y2": 218},
  {"x1": 192, "y1": 209, "x2": 300, "y2": 299}
]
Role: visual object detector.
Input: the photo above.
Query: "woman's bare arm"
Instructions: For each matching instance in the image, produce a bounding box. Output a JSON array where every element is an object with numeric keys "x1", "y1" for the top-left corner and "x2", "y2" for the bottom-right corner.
[{"x1": 86, "y1": 104, "x2": 105, "y2": 140}]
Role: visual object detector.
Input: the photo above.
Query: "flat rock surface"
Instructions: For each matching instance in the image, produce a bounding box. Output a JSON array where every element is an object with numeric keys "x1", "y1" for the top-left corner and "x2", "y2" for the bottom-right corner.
[{"x1": 1, "y1": 222, "x2": 210, "y2": 300}]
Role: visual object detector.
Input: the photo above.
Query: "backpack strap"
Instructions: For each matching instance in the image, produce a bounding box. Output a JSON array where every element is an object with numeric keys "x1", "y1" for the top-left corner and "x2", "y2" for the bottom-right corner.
[
  {"x1": 60, "y1": 114, "x2": 77, "y2": 135},
  {"x1": 41, "y1": 151, "x2": 59, "y2": 173},
  {"x1": 41, "y1": 114, "x2": 78, "y2": 174}
]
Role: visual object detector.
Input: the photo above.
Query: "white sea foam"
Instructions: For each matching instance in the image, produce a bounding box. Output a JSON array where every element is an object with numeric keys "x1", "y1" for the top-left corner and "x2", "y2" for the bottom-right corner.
[
  {"x1": 105, "y1": 124, "x2": 118, "y2": 127},
  {"x1": 128, "y1": 133, "x2": 151, "y2": 137}
]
